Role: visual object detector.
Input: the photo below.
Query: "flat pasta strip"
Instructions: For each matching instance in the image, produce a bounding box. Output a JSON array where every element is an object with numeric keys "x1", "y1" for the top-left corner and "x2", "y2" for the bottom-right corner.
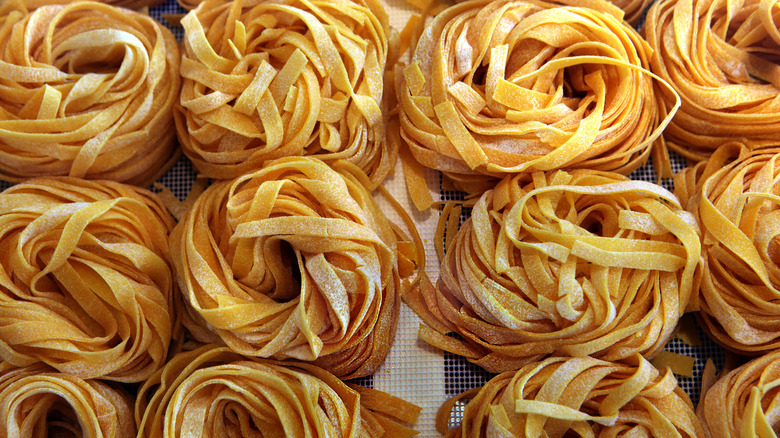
[
  {"x1": 0, "y1": 362, "x2": 135, "y2": 438},
  {"x1": 405, "y1": 169, "x2": 701, "y2": 373},
  {"x1": 644, "y1": 0, "x2": 780, "y2": 164},
  {"x1": 169, "y1": 156, "x2": 424, "y2": 379},
  {"x1": 397, "y1": 0, "x2": 678, "y2": 208},
  {"x1": 674, "y1": 146, "x2": 780, "y2": 354},
  {"x1": 0, "y1": 177, "x2": 178, "y2": 382},
  {"x1": 438, "y1": 355, "x2": 704, "y2": 437},
  {"x1": 176, "y1": 0, "x2": 395, "y2": 188},
  {"x1": 0, "y1": 0, "x2": 180, "y2": 185},
  {"x1": 135, "y1": 345, "x2": 420, "y2": 438}
]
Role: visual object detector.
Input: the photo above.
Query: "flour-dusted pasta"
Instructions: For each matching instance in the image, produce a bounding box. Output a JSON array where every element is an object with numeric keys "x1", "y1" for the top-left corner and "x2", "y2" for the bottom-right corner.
[
  {"x1": 405, "y1": 169, "x2": 700, "y2": 372},
  {"x1": 0, "y1": 1, "x2": 180, "y2": 185},
  {"x1": 0, "y1": 177, "x2": 178, "y2": 382}
]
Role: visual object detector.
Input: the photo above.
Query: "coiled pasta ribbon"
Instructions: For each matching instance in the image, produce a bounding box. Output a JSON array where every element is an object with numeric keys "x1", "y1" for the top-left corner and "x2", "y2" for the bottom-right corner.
[
  {"x1": 0, "y1": 177, "x2": 177, "y2": 382},
  {"x1": 170, "y1": 157, "x2": 422, "y2": 379},
  {"x1": 699, "y1": 350, "x2": 780, "y2": 437},
  {"x1": 675, "y1": 145, "x2": 780, "y2": 354},
  {"x1": 0, "y1": 1, "x2": 180, "y2": 185},
  {"x1": 177, "y1": 0, "x2": 395, "y2": 187},
  {"x1": 136, "y1": 345, "x2": 420, "y2": 438},
  {"x1": 437, "y1": 355, "x2": 704, "y2": 437},
  {"x1": 0, "y1": 362, "x2": 135, "y2": 438},
  {"x1": 397, "y1": 0, "x2": 678, "y2": 208},
  {"x1": 644, "y1": 0, "x2": 780, "y2": 164},
  {"x1": 405, "y1": 169, "x2": 700, "y2": 373}
]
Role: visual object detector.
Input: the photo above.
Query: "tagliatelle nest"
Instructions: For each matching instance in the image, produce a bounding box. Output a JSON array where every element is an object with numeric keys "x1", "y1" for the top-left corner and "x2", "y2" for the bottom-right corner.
[
  {"x1": 437, "y1": 355, "x2": 704, "y2": 437},
  {"x1": 405, "y1": 169, "x2": 700, "y2": 373},
  {"x1": 644, "y1": 0, "x2": 780, "y2": 164},
  {"x1": 176, "y1": 0, "x2": 395, "y2": 187},
  {"x1": 170, "y1": 156, "x2": 422, "y2": 379},
  {"x1": 136, "y1": 345, "x2": 420, "y2": 437},
  {"x1": 0, "y1": 177, "x2": 178, "y2": 382},
  {"x1": 396, "y1": 0, "x2": 677, "y2": 209},
  {"x1": 0, "y1": 362, "x2": 135, "y2": 438},
  {"x1": 0, "y1": 1, "x2": 180, "y2": 186},
  {"x1": 675, "y1": 145, "x2": 780, "y2": 355},
  {"x1": 698, "y1": 350, "x2": 780, "y2": 437}
]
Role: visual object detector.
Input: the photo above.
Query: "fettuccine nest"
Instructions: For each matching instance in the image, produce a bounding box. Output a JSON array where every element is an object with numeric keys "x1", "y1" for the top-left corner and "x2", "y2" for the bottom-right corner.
[
  {"x1": 136, "y1": 345, "x2": 420, "y2": 437},
  {"x1": 675, "y1": 145, "x2": 780, "y2": 355},
  {"x1": 0, "y1": 0, "x2": 181, "y2": 185},
  {"x1": 437, "y1": 355, "x2": 704, "y2": 437},
  {"x1": 698, "y1": 350, "x2": 780, "y2": 437},
  {"x1": 397, "y1": 0, "x2": 676, "y2": 207},
  {"x1": 644, "y1": 0, "x2": 780, "y2": 164},
  {"x1": 170, "y1": 156, "x2": 421, "y2": 379},
  {"x1": 405, "y1": 169, "x2": 700, "y2": 373},
  {"x1": 0, "y1": 177, "x2": 178, "y2": 382},
  {"x1": 176, "y1": 0, "x2": 395, "y2": 187},
  {"x1": 0, "y1": 362, "x2": 135, "y2": 438}
]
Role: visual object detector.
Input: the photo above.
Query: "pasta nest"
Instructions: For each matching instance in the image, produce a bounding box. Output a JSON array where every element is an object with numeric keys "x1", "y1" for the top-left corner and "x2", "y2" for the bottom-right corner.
[
  {"x1": 170, "y1": 156, "x2": 421, "y2": 379},
  {"x1": 176, "y1": 0, "x2": 394, "y2": 187},
  {"x1": 675, "y1": 145, "x2": 780, "y2": 354},
  {"x1": 405, "y1": 169, "x2": 701, "y2": 373},
  {"x1": 437, "y1": 355, "x2": 704, "y2": 437},
  {"x1": 135, "y1": 345, "x2": 420, "y2": 438},
  {"x1": 396, "y1": 0, "x2": 676, "y2": 200},
  {"x1": 0, "y1": 362, "x2": 135, "y2": 438},
  {"x1": 0, "y1": 177, "x2": 177, "y2": 382},
  {"x1": 698, "y1": 350, "x2": 780, "y2": 437},
  {"x1": 0, "y1": 1, "x2": 181, "y2": 185},
  {"x1": 644, "y1": 0, "x2": 780, "y2": 163}
]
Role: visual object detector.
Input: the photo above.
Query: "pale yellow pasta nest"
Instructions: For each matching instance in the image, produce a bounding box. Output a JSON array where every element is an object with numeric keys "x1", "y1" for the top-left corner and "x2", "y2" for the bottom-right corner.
[
  {"x1": 0, "y1": 362, "x2": 135, "y2": 438},
  {"x1": 698, "y1": 350, "x2": 780, "y2": 437},
  {"x1": 644, "y1": 0, "x2": 780, "y2": 164},
  {"x1": 0, "y1": 177, "x2": 178, "y2": 382},
  {"x1": 675, "y1": 145, "x2": 780, "y2": 355},
  {"x1": 170, "y1": 156, "x2": 422, "y2": 379},
  {"x1": 176, "y1": 0, "x2": 394, "y2": 187},
  {"x1": 0, "y1": 1, "x2": 180, "y2": 185},
  {"x1": 405, "y1": 169, "x2": 700, "y2": 373},
  {"x1": 437, "y1": 355, "x2": 704, "y2": 437},
  {"x1": 136, "y1": 345, "x2": 420, "y2": 437},
  {"x1": 397, "y1": 0, "x2": 677, "y2": 207}
]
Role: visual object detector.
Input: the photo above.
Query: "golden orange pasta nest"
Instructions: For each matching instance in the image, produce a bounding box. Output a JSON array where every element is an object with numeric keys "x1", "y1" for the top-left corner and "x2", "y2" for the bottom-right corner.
[
  {"x1": 0, "y1": 361, "x2": 135, "y2": 437},
  {"x1": 437, "y1": 354, "x2": 704, "y2": 437},
  {"x1": 176, "y1": 0, "x2": 395, "y2": 187},
  {"x1": 0, "y1": 177, "x2": 178, "y2": 382},
  {"x1": 674, "y1": 145, "x2": 780, "y2": 355},
  {"x1": 405, "y1": 169, "x2": 701, "y2": 373},
  {"x1": 644, "y1": 0, "x2": 780, "y2": 164},
  {"x1": 0, "y1": 0, "x2": 180, "y2": 186},
  {"x1": 396, "y1": 0, "x2": 678, "y2": 209},
  {"x1": 170, "y1": 156, "x2": 423, "y2": 379},
  {"x1": 135, "y1": 345, "x2": 420, "y2": 437},
  {"x1": 698, "y1": 350, "x2": 780, "y2": 437}
]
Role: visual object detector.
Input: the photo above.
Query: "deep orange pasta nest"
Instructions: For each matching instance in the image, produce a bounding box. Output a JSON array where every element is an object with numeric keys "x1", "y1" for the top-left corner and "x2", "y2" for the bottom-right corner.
[
  {"x1": 644, "y1": 0, "x2": 780, "y2": 164},
  {"x1": 0, "y1": 177, "x2": 178, "y2": 383},
  {"x1": 437, "y1": 355, "x2": 704, "y2": 437},
  {"x1": 176, "y1": 0, "x2": 395, "y2": 187},
  {"x1": 136, "y1": 345, "x2": 420, "y2": 438},
  {"x1": 0, "y1": 0, "x2": 180, "y2": 185},
  {"x1": 698, "y1": 350, "x2": 780, "y2": 437},
  {"x1": 170, "y1": 156, "x2": 422, "y2": 379},
  {"x1": 0, "y1": 362, "x2": 135, "y2": 438},
  {"x1": 675, "y1": 145, "x2": 780, "y2": 355},
  {"x1": 405, "y1": 169, "x2": 700, "y2": 373},
  {"x1": 397, "y1": 0, "x2": 677, "y2": 208}
]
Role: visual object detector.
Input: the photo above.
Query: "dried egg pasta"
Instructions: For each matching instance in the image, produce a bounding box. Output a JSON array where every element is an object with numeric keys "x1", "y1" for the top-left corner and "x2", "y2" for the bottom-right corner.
[
  {"x1": 0, "y1": 177, "x2": 178, "y2": 382},
  {"x1": 405, "y1": 169, "x2": 700, "y2": 373}
]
